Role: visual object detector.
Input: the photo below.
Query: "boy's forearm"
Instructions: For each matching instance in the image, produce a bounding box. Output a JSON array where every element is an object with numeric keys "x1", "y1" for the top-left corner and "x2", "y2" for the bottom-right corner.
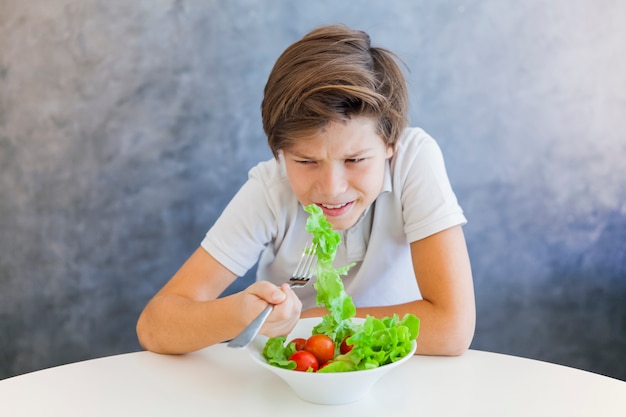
[{"x1": 136, "y1": 293, "x2": 245, "y2": 354}]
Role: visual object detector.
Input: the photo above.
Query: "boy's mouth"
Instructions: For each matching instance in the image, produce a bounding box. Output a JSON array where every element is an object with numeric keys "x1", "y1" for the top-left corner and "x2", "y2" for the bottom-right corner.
[{"x1": 317, "y1": 201, "x2": 353, "y2": 217}]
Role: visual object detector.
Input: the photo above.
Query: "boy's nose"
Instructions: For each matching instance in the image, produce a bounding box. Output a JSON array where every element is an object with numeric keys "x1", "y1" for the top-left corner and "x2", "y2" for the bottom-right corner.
[{"x1": 317, "y1": 164, "x2": 348, "y2": 196}]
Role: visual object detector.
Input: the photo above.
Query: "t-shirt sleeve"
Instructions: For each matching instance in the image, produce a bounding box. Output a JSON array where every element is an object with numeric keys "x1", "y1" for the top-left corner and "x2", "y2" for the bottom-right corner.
[
  {"x1": 399, "y1": 131, "x2": 467, "y2": 243},
  {"x1": 200, "y1": 168, "x2": 277, "y2": 277}
]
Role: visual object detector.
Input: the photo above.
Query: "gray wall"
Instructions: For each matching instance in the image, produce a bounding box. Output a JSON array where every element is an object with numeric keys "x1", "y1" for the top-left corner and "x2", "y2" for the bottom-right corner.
[{"x1": 1, "y1": 0, "x2": 624, "y2": 381}]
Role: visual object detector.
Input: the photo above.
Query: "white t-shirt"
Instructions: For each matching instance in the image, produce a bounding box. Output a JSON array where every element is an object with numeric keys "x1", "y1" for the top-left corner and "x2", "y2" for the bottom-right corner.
[{"x1": 201, "y1": 127, "x2": 466, "y2": 309}]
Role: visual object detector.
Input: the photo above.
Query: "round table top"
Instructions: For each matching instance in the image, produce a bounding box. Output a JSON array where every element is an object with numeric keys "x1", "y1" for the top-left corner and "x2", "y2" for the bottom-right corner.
[{"x1": 1, "y1": 346, "x2": 625, "y2": 416}]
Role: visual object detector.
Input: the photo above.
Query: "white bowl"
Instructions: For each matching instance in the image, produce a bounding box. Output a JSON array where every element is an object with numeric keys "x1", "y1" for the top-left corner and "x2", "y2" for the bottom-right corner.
[{"x1": 247, "y1": 317, "x2": 417, "y2": 405}]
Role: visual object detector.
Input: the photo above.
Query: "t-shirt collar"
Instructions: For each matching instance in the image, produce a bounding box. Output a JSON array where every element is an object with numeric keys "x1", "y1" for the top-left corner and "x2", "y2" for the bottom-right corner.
[{"x1": 381, "y1": 158, "x2": 393, "y2": 194}]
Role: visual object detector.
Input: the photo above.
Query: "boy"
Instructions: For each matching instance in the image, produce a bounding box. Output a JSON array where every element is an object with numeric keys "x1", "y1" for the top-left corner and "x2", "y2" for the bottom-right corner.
[{"x1": 137, "y1": 24, "x2": 475, "y2": 356}]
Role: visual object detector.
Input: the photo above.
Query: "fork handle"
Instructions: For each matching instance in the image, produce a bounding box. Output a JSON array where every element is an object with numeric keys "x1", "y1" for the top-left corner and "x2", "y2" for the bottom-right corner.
[{"x1": 227, "y1": 304, "x2": 275, "y2": 349}]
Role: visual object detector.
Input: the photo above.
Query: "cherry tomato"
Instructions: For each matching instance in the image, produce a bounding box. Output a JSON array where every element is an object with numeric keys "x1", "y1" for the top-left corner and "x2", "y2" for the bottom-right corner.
[
  {"x1": 304, "y1": 334, "x2": 335, "y2": 365},
  {"x1": 340, "y1": 336, "x2": 353, "y2": 354},
  {"x1": 289, "y1": 350, "x2": 319, "y2": 372},
  {"x1": 289, "y1": 338, "x2": 307, "y2": 351}
]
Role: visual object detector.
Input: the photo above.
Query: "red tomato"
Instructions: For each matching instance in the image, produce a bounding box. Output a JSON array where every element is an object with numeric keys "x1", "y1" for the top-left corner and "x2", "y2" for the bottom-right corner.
[
  {"x1": 304, "y1": 334, "x2": 335, "y2": 365},
  {"x1": 289, "y1": 350, "x2": 319, "y2": 372},
  {"x1": 289, "y1": 338, "x2": 307, "y2": 351},
  {"x1": 340, "y1": 336, "x2": 353, "y2": 354}
]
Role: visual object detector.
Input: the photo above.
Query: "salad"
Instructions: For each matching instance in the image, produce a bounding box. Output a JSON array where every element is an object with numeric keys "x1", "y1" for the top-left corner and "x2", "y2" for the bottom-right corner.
[{"x1": 262, "y1": 204, "x2": 420, "y2": 373}]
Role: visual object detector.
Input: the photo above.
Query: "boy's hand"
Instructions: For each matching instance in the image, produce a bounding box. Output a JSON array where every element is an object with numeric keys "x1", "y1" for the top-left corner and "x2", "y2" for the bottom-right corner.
[{"x1": 241, "y1": 281, "x2": 302, "y2": 338}]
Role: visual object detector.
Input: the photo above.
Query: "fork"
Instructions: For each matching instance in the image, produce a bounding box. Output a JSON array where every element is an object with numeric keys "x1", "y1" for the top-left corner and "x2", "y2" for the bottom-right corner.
[{"x1": 227, "y1": 242, "x2": 317, "y2": 349}]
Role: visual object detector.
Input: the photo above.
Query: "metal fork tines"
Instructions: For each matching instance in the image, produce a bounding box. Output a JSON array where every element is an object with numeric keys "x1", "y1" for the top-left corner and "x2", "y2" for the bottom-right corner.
[
  {"x1": 227, "y1": 242, "x2": 317, "y2": 349},
  {"x1": 286, "y1": 242, "x2": 317, "y2": 288}
]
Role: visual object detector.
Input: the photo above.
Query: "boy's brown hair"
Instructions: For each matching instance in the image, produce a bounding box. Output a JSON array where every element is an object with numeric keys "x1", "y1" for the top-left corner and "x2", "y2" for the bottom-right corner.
[{"x1": 262, "y1": 24, "x2": 409, "y2": 158}]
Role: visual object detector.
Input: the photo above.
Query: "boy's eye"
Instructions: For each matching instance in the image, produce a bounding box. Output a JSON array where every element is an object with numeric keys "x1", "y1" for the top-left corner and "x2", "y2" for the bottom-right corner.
[
  {"x1": 295, "y1": 159, "x2": 316, "y2": 165},
  {"x1": 346, "y1": 158, "x2": 365, "y2": 163}
]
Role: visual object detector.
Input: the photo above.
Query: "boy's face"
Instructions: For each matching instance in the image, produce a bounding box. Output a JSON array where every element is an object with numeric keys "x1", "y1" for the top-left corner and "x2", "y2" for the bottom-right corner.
[{"x1": 282, "y1": 117, "x2": 393, "y2": 230}]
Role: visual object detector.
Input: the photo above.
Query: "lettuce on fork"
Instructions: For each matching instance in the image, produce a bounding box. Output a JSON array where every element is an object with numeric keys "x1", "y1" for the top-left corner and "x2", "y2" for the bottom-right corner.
[
  {"x1": 263, "y1": 204, "x2": 420, "y2": 372},
  {"x1": 304, "y1": 204, "x2": 357, "y2": 345}
]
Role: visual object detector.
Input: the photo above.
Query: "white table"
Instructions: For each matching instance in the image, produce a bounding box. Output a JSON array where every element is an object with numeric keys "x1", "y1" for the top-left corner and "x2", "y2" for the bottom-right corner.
[{"x1": 1, "y1": 346, "x2": 625, "y2": 416}]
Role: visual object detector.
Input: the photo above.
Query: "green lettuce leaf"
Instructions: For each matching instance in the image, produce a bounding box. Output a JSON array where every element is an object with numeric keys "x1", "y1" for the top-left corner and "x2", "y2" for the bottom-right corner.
[
  {"x1": 262, "y1": 336, "x2": 297, "y2": 369},
  {"x1": 304, "y1": 204, "x2": 357, "y2": 343}
]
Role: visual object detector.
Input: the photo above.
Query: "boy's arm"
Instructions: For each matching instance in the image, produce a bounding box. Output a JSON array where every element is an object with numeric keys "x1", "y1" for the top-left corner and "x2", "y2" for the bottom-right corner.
[{"x1": 136, "y1": 247, "x2": 302, "y2": 354}]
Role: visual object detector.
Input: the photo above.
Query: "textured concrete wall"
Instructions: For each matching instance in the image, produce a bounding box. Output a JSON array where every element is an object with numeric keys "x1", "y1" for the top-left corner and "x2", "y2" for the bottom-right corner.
[{"x1": 1, "y1": 0, "x2": 624, "y2": 380}]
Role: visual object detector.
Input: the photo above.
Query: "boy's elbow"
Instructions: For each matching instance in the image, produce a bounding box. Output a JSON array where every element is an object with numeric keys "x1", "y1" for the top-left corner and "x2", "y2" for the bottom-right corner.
[
  {"x1": 446, "y1": 314, "x2": 475, "y2": 356},
  {"x1": 136, "y1": 312, "x2": 164, "y2": 354},
  {"x1": 434, "y1": 309, "x2": 475, "y2": 356},
  {"x1": 135, "y1": 315, "x2": 152, "y2": 351},
  {"x1": 445, "y1": 332, "x2": 474, "y2": 356}
]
